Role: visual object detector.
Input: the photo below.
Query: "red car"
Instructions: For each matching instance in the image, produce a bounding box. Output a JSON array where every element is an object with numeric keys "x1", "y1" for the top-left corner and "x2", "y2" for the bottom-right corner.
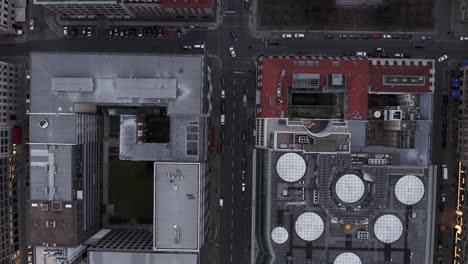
[{"x1": 372, "y1": 34, "x2": 381, "y2": 39}]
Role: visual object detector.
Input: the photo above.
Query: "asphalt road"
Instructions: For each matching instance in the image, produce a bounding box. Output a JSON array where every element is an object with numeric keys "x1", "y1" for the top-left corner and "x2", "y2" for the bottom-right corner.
[{"x1": 3, "y1": 0, "x2": 468, "y2": 263}]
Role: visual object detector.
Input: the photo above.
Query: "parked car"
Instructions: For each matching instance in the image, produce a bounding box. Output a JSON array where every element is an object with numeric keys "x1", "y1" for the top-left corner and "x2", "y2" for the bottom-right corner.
[
  {"x1": 29, "y1": 19, "x2": 35, "y2": 31},
  {"x1": 394, "y1": 53, "x2": 404, "y2": 58},
  {"x1": 87, "y1": 27, "x2": 92, "y2": 37},
  {"x1": 356, "y1": 51, "x2": 367, "y2": 56},
  {"x1": 81, "y1": 27, "x2": 87, "y2": 37},
  {"x1": 138, "y1": 27, "x2": 143, "y2": 37},
  {"x1": 282, "y1": 33, "x2": 292, "y2": 38},
  {"x1": 242, "y1": 182, "x2": 246, "y2": 192},
  {"x1": 242, "y1": 130, "x2": 247, "y2": 142},
  {"x1": 402, "y1": 34, "x2": 413, "y2": 39},
  {"x1": 391, "y1": 34, "x2": 400, "y2": 39},
  {"x1": 294, "y1": 33, "x2": 305, "y2": 38},
  {"x1": 349, "y1": 34, "x2": 359, "y2": 39},
  {"x1": 63, "y1": 26, "x2": 68, "y2": 36},
  {"x1": 376, "y1": 47, "x2": 384, "y2": 52},
  {"x1": 161, "y1": 28, "x2": 168, "y2": 38},
  {"x1": 438, "y1": 54, "x2": 448, "y2": 62},
  {"x1": 70, "y1": 27, "x2": 77, "y2": 37},
  {"x1": 325, "y1": 33, "x2": 335, "y2": 39},
  {"x1": 229, "y1": 47, "x2": 236, "y2": 57},
  {"x1": 108, "y1": 28, "x2": 113, "y2": 38},
  {"x1": 176, "y1": 27, "x2": 182, "y2": 38},
  {"x1": 338, "y1": 34, "x2": 348, "y2": 39},
  {"x1": 383, "y1": 34, "x2": 392, "y2": 39},
  {"x1": 360, "y1": 34, "x2": 371, "y2": 39},
  {"x1": 183, "y1": 45, "x2": 192, "y2": 50},
  {"x1": 372, "y1": 34, "x2": 381, "y2": 39},
  {"x1": 221, "y1": 101, "x2": 225, "y2": 113},
  {"x1": 230, "y1": 31, "x2": 238, "y2": 41},
  {"x1": 461, "y1": 36, "x2": 468, "y2": 41},
  {"x1": 194, "y1": 43, "x2": 205, "y2": 49},
  {"x1": 412, "y1": 41, "x2": 425, "y2": 48},
  {"x1": 221, "y1": 90, "x2": 225, "y2": 98}
]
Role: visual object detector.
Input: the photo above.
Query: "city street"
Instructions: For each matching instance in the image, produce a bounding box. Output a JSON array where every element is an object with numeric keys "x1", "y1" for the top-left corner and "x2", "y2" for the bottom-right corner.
[{"x1": 1, "y1": 0, "x2": 468, "y2": 263}]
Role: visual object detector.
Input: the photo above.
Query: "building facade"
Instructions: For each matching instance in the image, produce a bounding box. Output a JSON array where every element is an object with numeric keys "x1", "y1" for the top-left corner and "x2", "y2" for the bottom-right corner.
[
  {"x1": 0, "y1": 0, "x2": 17, "y2": 35},
  {"x1": 0, "y1": 61, "x2": 19, "y2": 264},
  {"x1": 34, "y1": 0, "x2": 214, "y2": 19}
]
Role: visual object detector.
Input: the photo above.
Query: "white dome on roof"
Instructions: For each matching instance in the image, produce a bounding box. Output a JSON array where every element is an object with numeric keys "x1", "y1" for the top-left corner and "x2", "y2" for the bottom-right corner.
[
  {"x1": 334, "y1": 252, "x2": 362, "y2": 264},
  {"x1": 295, "y1": 212, "x2": 324, "y2": 241},
  {"x1": 335, "y1": 174, "x2": 365, "y2": 204},
  {"x1": 271, "y1": 227, "x2": 288, "y2": 244},
  {"x1": 395, "y1": 175, "x2": 425, "y2": 205},
  {"x1": 374, "y1": 214, "x2": 403, "y2": 244},
  {"x1": 276, "y1": 153, "x2": 306, "y2": 182}
]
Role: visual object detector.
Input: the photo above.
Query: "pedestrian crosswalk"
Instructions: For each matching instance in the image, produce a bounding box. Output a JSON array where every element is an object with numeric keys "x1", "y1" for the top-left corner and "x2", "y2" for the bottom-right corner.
[{"x1": 45, "y1": 16, "x2": 65, "y2": 38}]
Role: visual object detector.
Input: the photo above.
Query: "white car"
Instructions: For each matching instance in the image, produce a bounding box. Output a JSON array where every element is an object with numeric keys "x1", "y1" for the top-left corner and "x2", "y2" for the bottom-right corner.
[
  {"x1": 219, "y1": 198, "x2": 224, "y2": 207},
  {"x1": 394, "y1": 53, "x2": 404, "y2": 58},
  {"x1": 383, "y1": 34, "x2": 392, "y2": 39},
  {"x1": 461, "y1": 36, "x2": 468, "y2": 41},
  {"x1": 29, "y1": 19, "x2": 34, "y2": 31},
  {"x1": 356, "y1": 51, "x2": 367, "y2": 56},
  {"x1": 229, "y1": 47, "x2": 236, "y2": 57},
  {"x1": 437, "y1": 54, "x2": 448, "y2": 62},
  {"x1": 294, "y1": 33, "x2": 305, "y2": 38},
  {"x1": 194, "y1": 43, "x2": 205, "y2": 49},
  {"x1": 242, "y1": 182, "x2": 246, "y2": 192},
  {"x1": 221, "y1": 90, "x2": 225, "y2": 98},
  {"x1": 282, "y1": 33, "x2": 292, "y2": 38},
  {"x1": 63, "y1": 26, "x2": 68, "y2": 36}
]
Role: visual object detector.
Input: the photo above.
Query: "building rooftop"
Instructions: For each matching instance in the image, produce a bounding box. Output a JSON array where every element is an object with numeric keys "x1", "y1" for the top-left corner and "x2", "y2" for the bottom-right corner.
[
  {"x1": 153, "y1": 162, "x2": 200, "y2": 251},
  {"x1": 30, "y1": 53, "x2": 204, "y2": 115},
  {"x1": 256, "y1": 56, "x2": 435, "y2": 120},
  {"x1": 259, "y1": 151, "x2": 434, "y2": 264},
  {"x1": 162, "y1": 0, "x2": 212, "y2": 8}
]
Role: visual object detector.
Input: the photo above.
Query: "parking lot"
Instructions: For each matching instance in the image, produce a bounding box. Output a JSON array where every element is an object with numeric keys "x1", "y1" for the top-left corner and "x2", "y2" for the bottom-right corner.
[{"x1": 258, "y1": 0, "x2": 434, "y2": 31}]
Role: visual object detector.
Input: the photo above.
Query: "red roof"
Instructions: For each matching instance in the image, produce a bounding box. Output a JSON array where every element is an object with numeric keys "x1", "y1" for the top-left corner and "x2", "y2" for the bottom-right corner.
[
  {"x1": 256, "y1": 56, "x2": 434, "y2": 120},
  {"x1": 162, "y1": 0, "x2": 212, "y2": 8},
  {"x1": 256, "y1": 56, "x2": 370, "y2": 120}
]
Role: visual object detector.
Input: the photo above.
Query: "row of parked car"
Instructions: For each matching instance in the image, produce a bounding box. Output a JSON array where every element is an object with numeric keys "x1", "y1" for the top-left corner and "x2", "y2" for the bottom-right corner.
[
  {"x1": 108, "y1": 26, "x2": 171, "y2": 38},
  {"x1": 63, "y1": 26, "x2": 93, "y2": 37},
  {"x1": 325, "y1": 33, "x2": 417, "y2": 40},
  {"x1": 346, "y1": 48, "x2": 410, "y2": 58}
]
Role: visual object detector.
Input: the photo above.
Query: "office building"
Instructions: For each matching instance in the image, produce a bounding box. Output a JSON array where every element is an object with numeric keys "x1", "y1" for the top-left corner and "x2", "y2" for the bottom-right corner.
[
  {"x1": 34, "y1": 0, "x2": 214, "y2": 19},
  {"x1": 0, "y1": 61, "x2": 20, "y2": 264},
  {"x1": 28, "y1": 53, "x2": 208, "y2": 264},
  {"x1": 254, "y1": 55, "x2": 436, "y2": 263}
]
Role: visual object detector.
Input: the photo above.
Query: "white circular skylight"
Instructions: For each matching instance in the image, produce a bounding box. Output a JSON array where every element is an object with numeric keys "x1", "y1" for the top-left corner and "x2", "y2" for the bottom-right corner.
[
  {"x1": 276, "y1": 153, "x2": 306, "y2": 182},
  {"x1": 334, "y1": 252, "x2": 362, "y2": 264},
  {"x1": 395, "y1": 175, "x2": 425, "y2": 205},
  {"x1": 374, "y1": 214, "x2": 403, "y2": 244},
  {"x1": 271, "y1": 227, "x2": 288, "y2": 244},
  {"x1": 335, "y1": 174, "x2": 365, "y2": 204},
  {"x1": 295, "y1": 212, "x2": 324, "y2": 241}
]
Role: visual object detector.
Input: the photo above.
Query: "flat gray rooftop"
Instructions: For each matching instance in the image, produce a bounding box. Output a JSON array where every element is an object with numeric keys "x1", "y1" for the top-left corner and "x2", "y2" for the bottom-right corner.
[
  {"x1": 154, "y1": 162, "x2": 200, "y2": 251},
  {"x1": 30, "y1": 53, "x2": 204, "y2": 115},
  {"x1": 89, "y1": 251, "x2": 198, "y2": 264}
]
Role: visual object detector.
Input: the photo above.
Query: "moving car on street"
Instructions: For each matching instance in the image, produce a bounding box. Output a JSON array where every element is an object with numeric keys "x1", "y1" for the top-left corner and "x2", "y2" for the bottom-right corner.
[
  {"x1": 230, "y1": 31, "x2": 238, "y2": 42},
  {"x1": 437, "y1": 54, "x2": 448, "y2": 62},
  {"x1": 229, "y1": 47, "x2": 236, "y2": 57}
]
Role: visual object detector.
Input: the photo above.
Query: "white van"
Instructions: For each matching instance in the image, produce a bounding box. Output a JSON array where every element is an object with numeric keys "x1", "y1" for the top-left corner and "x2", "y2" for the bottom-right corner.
[
  {"x1": 219, "y1": 198, "x2": 224, "y2": 207},
  {"x1": 442, "y1": 165, "x2": 448, "y2": 180}
]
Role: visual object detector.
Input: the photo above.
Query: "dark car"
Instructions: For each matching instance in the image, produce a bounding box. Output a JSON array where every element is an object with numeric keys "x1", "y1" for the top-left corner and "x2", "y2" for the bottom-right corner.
[
  {"x1": 229, "y1": 136, "x2": 234, "y2": 147},
  {"x1": 343, "y1": 51, "x2": 353, "y2": 56},
  {"x1": 241, "y1": 158, "x2": 247, "y2": 169},
  {"x1": 267, "y1": 41, "x2": 280, "y2": 46},
  {"x1": 360, "y1": 34, "x2": 371, "y2": 39},
  {"x1": 402, "y1": 34, "x2": 412, "y2": 39},
  {"x1": 143, "y1": 27, "x2": 150, "y2": 37},
  {"x1": 230, "y1": 31, "x2": 239, "y2": 41},
  {"x1": 443, "y1": 95, "x2": 449, "y2": 105},
  {"x1": 70, "y1": 27, "x2": 77, "y2": 37},
  {"x1": 242, "y1": 131, "x2": 247, "y2": 142},
  {"x1": 366, "y1": 52, "x2": 377, "y2": 58},
  {"x1": 391, "y1": 34, "x2": 400, "y2": 39},
  {"x1": 161, "y1": 28, "x2": 168, "y2": 38},
  {"x1": 129, "y1": 28, "x2": 136, "y2": 38},
  {"x1": 176, "y1": 27, "x2": 182, "y2": 38},
  {"x1": 324, "y1": 33, "x2": 335, "y2": 39},
  {"x1": 221, "y1": 101, "x2": 225, "y2": 114},
  {"x1": 152, "y1": 26, "x2": 160, "y2": 37},
  {"x1": 124, "y1": 28, "x2": 130, "y2": 38}
]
